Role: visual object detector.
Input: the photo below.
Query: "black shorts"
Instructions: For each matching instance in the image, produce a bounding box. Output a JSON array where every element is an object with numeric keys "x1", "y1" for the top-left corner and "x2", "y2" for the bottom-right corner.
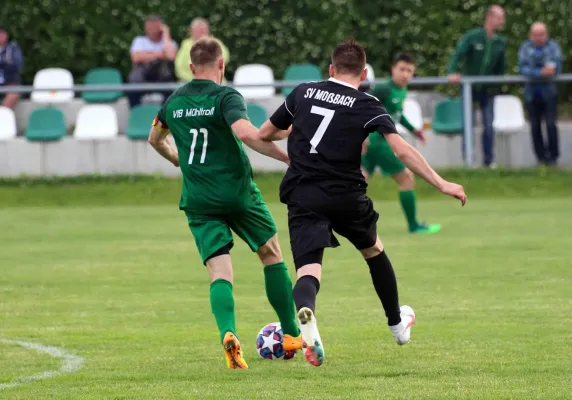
[{"x1": 286, "y1": 182, "x2": 379, "y2": 265}]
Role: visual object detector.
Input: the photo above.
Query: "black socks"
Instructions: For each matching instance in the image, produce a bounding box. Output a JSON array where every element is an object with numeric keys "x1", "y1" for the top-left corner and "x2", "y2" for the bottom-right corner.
[
  {"x1": 293, "y1": 275, "x2": 320, "y2": 313},
  {"x1": 293, "y1": 251, "x2": 401, "y2": 326},
  {"x1": 366, "y1": 251, "x2": 401, "y2": 326}
]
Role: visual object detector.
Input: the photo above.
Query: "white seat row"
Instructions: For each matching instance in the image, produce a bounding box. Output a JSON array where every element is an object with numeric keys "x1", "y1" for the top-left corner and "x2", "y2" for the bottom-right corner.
[
  {"x1": 0, "y1": 105, "x2": 119, "y2": 140},
  {"x1": 74, "y1": 105, "x2": 118, "y2": 139},
  {"x1": 493, "y1": 95, "x2": 526, "y2": 133},
  {"x1": 31, "y1": 68, "x2": 75, "y2": 103},
  {"x1": 0, "y1": 95, "x2": 528, "y2": 141},
  {"x1": 28, "y1": 64, "x2": 378, "y2": 102},
  {"x1": 233, "y1": 63, "x2": 377, "y2": 99},
  {"x1": 396, "y1": 95, "x2": 525, "y2": 135},
  {"x1": 0, "y1": 106, "x2": 17, "y2": 139},
  {"x1": 31, "y1": 64, "x2": 284, "y2": 102}
]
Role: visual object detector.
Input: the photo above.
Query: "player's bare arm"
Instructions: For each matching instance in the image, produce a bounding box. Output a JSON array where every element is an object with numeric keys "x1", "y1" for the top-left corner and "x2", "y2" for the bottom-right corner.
[
  {"x1": 259, "y1": 121, "x2": 292, "y2": 142},
  {"x1": 231, "y1": 119, "x2": 289, "y2": 165},
  {"x1": 361, "y1": 136, "x2": 370, "y2": 155},
  {"x1": 384, "y1": 133, "x2": 467, "y2": 206},
  {"x1": 148, "y1": 126, "x2": 179, "y2": 167}
]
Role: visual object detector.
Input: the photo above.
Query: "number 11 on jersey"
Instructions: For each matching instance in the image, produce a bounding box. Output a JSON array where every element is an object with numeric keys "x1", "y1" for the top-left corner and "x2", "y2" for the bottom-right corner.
[
  {"x1": 309, "y1": 106, "x2": 335, "y2": 153},
  {"x1": 189, "y1": 128, "x2": 208, "y2": 164}
]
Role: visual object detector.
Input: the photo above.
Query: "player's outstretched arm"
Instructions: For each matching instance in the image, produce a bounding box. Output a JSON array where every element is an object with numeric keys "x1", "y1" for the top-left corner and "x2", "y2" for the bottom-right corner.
[
  {"x1": 231, "y1": 119, "x2": 289, "y2": 165},
  {"x1": 384, "y1": 133, "x2": 467, "y2": 206},
  {"x1": 148, "y1": 126, "x2": 179, "y2": 167},
  {"x1": 259, "y1": 120, "x2": 292, "y2": 142}
]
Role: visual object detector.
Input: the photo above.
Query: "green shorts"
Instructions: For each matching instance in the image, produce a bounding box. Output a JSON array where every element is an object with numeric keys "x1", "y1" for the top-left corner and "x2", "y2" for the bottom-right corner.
[
  {"x1": 185, "y1": 199, "x2": 277, "y2": 264},
  {"x1": 362, "y1": 137, "x2": 406, "y2": 176}
]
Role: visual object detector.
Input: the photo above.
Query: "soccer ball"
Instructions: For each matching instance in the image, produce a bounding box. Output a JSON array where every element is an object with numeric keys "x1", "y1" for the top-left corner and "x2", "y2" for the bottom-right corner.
[{"x1": 256, "y1": 322, "x2": 296, "y2": 360}]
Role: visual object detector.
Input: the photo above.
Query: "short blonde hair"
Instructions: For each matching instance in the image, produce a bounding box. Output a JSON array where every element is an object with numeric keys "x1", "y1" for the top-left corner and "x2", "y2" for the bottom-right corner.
[{"x1": 190, "y1": 36, "x2": 222, "y2": 66}]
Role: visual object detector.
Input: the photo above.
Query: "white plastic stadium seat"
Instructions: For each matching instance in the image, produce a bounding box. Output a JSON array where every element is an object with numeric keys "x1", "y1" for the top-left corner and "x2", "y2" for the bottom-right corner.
[
  {"x1": 366, "y1": 63, "x2": 375, "y2": 84},
  {"x1": 31, "y1": 68, "x2": 75, "y2": 103},
  {"x1": 395, "y1": 99, "x2": 423, "y2": 136},
  {"x1": 0, "y1": 106, "x2": 17, "y2": 140},
  {"x1": 233, "y1": 64, "x2": 275, "y2": 99},
  {"x1": 493, "y1": 95, "x2": 526, "y2": 134},
  {"x1": 403, "y1": 98, "x2": 424, "y2": 131},
  {"x1": 74, "y1": 105, "x2": 118, "y2": 139}
]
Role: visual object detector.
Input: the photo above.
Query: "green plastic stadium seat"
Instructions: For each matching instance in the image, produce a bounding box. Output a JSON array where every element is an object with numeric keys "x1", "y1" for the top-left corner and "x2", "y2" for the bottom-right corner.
[
  {"x1": 125, "y1": 104, "x2": 161, "y2": 139},
  {"x1": 25, "y1": 108, "x2": 66, "y2": 141},
  {"x1": 432, "y1": 98, "x2": 463, "y2": 135},
  {"x1": 282, "y1": 64, "x2": 322, "y2": 96},
  {"x1": 82, "y1": 67, "x2": 123, "y2": 103},
  {"x1": 247, "y1": 103, "x2": 267, "y2": 129}
]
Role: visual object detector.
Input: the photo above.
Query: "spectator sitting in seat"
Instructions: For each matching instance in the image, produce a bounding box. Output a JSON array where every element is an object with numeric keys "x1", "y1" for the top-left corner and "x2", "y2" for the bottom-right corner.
[
  {"x1": 128, "y1": 15, "x2": 178, "y2": 107},
  {"x1": 175, "y1": 18, "x2": 229, "y2": 83},
  {"x1": 0, "y1": 24, "x2": 23, "y2": 109},
  {"x1": 518, "y1": 22, "x2": 562, "y2": 166}
]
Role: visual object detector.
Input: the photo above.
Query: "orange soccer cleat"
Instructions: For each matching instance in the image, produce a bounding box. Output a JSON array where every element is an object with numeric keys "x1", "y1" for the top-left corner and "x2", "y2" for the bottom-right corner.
[{"x1": 223, "y1": 332, "x2": 248, "y2": 369}]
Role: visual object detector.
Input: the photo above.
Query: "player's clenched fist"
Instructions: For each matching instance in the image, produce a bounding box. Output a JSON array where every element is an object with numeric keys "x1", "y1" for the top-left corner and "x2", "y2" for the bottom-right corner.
[{"x1": 439, "y1": 181, "x2": 467, "y2": 206}]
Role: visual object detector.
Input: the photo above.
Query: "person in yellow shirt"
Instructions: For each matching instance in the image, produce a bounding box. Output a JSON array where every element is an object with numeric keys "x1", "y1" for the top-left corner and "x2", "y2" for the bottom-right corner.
[{"x1": 175, "y1": 18, "x2": 229, "y2": 83}]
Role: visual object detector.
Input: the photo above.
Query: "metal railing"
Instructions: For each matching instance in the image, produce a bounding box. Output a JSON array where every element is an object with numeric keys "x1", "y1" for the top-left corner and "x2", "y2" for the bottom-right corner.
[
  {"x1": 406, "y1": 74, "x2": 572, "y2": 167},
  {"x1": 3, "y1": 74, "x2": 572, "y2": 167}
]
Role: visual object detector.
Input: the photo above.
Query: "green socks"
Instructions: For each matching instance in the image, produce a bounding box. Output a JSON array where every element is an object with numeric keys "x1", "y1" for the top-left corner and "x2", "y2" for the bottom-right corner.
[
  {"x1": 210, "y1": 279, "x2": 236, "y2": 343},
  {"x1": 399, "y1": 190, "x2": 419, "y2": 231},
  {"x1": 264, "y1": 262, "x2": 301, "y2": 337},
  {"x1": 210, "y1": 264, "x2": 300, "y2": 343}
]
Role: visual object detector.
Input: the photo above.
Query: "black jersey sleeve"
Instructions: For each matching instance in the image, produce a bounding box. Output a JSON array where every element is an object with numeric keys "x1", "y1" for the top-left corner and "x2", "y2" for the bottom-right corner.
[
  {"x1": 362, "y1": 97, "x2": 399, "y2": 135},
  {"x1": 269, "y1": 85, "x2": 299, "y2": 130}
]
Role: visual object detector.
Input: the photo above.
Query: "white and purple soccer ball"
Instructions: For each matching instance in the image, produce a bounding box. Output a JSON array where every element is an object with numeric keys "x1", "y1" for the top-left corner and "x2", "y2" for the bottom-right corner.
[{"x1": 256, "y1": 322, "x2": 296, "y2": 360}]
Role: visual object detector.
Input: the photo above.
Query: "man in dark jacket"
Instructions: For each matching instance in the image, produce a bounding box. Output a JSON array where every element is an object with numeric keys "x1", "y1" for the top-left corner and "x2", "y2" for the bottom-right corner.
[
  {"x1": 0, "y1": 24, "x2": 23, "y2": 109},
  {"x1": 518, "y1": 22, "x2": 562, "y2": 166},
  {"x1": 447, "y1": 5, "x2": 507, "y2": 168}
]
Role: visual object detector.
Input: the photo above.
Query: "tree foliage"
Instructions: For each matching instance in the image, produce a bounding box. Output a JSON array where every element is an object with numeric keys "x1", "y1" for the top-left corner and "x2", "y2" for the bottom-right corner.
[{"x1": 2, "y1": 0, "x2": 569, "y2": 95}]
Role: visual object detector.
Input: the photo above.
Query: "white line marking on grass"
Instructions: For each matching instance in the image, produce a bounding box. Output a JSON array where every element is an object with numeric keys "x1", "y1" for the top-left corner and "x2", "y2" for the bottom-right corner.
[{"x1": 0, "y1": 338, "x2": 84, "y2": 390}]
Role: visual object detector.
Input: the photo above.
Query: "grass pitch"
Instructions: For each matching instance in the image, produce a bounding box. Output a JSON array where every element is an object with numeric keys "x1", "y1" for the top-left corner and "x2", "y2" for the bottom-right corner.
[{"x1": 1, "y1": 174, "x2": 571, "y2": 399}]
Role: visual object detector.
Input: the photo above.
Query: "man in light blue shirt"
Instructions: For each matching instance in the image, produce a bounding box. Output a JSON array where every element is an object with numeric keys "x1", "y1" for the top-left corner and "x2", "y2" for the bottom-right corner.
[
  {"x1": 518, "y1": 22, "x2": 562, "y2": 166},
  {"x1": 128, "y1": 15, "x2": 178, "y2": 107}
]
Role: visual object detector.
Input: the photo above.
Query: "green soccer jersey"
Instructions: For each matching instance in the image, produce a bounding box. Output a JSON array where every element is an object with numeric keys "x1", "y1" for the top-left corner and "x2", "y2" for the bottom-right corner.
[
  {"x1": 155, "y1": 79, "x2": 256, "y2": 214},
  {"x1": 369, "y1": 78, "x2": 415, "y2": 134}
]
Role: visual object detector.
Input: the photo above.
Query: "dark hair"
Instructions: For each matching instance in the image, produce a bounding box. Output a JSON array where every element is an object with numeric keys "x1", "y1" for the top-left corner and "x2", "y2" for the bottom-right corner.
[
  {"x1": 190, "y1": 36, "x2": 223, "y2": 66},
  {"x1": 331, "y1": 38, "x2": 367, "y2": 77},
  {"x1": 392, "y1": 52, "x2": 416, "y2": 66}
]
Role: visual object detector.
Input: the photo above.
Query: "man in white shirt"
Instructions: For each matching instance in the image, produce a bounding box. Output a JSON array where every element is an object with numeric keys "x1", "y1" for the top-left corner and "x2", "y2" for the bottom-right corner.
[{"x1": 128, "y1": 15, "x2": 178, "y2": 107}]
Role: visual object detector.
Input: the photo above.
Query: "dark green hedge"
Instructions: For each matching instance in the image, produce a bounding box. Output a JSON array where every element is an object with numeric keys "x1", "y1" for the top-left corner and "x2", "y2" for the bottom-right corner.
[{"x1": 2, "y1": 0, "x2": 570, "y2": 98}]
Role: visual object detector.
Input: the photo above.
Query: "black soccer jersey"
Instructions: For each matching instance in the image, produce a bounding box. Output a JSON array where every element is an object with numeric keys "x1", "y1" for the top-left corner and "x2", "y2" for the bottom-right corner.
[{"x1": 270, "y1": 77, "x2": 398, "y2": 201}]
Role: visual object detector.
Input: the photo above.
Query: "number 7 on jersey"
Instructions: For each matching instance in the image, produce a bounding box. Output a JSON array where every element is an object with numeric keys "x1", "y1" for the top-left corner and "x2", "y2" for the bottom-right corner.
[{"x1": 309, "y1": 106, "x2": 335, "y2": 153}]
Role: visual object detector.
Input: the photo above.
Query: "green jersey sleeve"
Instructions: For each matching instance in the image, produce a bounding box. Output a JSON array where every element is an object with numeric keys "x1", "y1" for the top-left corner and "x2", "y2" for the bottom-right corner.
[
  {"x1": 153, "y1": 91, "x2": 175, "y2": 129},
  {"x1": 157, "y1": 104, "x2": 168, "y2": 125},
  {"x1": 400, "y1": 114, "x2": 416, "y2": 132},
  {"x1": 369, "y1": 81, "x2": 390, "y2": 103},
  {"x1": 221, "y1": 91, "x2": 249, "y2": 127}
]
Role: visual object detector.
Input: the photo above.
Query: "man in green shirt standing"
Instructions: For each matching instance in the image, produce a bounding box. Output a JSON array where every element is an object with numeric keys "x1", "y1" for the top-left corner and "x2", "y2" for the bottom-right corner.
[
  {"x1": 363, "y1": 53, "x2": 441, "y2": 234},
  {"x1": 148, "y1": 37, "x2": 303, "y2": 369},
  {"x1": 447, "y1": 5, "x2": 507, "y2": 168}
]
